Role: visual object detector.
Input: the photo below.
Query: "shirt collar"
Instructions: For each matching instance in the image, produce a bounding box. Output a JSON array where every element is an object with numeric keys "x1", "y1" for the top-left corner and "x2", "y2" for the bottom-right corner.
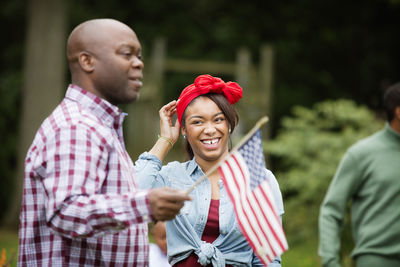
[
  {"x1": 65, "y1": 84, "x2": 126, "y2": 128},
  {"x1": 385, "y1": 122, "x2": 400, "y2": 142},
  {"x1": 187, "y1": 156, "x2": 202, "y2": 176}
]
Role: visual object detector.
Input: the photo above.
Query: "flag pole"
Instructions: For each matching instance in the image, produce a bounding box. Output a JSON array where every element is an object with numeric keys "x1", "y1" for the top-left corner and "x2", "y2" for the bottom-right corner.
[{"x1": 185, "y1": 116, "x2": 269, "y2": 194}]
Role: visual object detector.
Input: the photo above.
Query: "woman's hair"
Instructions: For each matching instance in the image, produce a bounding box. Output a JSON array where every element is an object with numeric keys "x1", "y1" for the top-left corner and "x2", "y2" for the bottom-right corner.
[
  {"x1": 180, "y1": 93, "x2": 239, "y2": 159},
  {"x1": 383, "y1": 82, "x2": 400, "y2": 122}
]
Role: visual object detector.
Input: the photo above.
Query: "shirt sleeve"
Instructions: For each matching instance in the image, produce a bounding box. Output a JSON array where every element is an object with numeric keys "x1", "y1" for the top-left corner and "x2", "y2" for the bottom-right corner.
[
  {"x1": 265, "y1": 169, "x2": 285, "y2": 217},
  {"x1": 318, "y1": 151, "x2": 362, "y2": 267},
  {"x1": 134, "y1": 152, "x2": 168, "y2": 189},
  {"x1": 252, "y1": 253, "x2": 281, "y2": 266},
  {"x1": 39, "y1": 124, "x2": 152, "y2": 239},
  {"x1": 253, "y1": 169, "x2": 283, "y2": 267}
]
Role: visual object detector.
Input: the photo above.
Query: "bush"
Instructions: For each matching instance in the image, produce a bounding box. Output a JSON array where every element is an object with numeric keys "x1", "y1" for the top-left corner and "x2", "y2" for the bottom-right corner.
[{"x1": 266, "y1": 99, "x2": 383, "y2": 263}]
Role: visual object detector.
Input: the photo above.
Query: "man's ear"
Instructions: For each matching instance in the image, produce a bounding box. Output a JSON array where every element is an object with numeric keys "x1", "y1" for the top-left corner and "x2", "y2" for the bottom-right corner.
[
  {"x1": 78, "y1": 52, "x2": 95, "y2": 73},
  {"x1": 395, "y1": 106, "x2": 400, "y2": 120}
]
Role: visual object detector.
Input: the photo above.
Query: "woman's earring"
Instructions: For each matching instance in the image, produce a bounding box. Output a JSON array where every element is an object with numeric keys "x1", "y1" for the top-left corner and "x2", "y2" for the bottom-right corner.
[
  {"x1": 229, "y1": 128, "x2": 231, "y2": 133},
  {"x1": 183, "y1": 134, "x2": 187, "y2": 139}
]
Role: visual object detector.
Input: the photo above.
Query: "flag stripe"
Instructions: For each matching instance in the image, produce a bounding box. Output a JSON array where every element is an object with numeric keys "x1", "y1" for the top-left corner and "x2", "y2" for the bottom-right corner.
[
  {"x1": 220, "y1": 162, "x2": 273, "y2": 264},
  {"x1": 231, "y1": 154, "x2": 278, "y2": 256},
  {"x1": 222, "y1": 154, "x2": 276, "y2": 263},
  {"x1": 221, "y1": 158, "x2": 267, "y2": 251},
  {"x1": 252, "y1": 186, "x2": 285, "y2": 251},
  {"x1": 218, "y1": 129, "x2": 288, "y2": 266},
  {"x1": 232, "y1": 153, "x2": 283, "y2": 258},
  {"x1": 257, "y1": 184, "x2": 288, "y2": 248}
]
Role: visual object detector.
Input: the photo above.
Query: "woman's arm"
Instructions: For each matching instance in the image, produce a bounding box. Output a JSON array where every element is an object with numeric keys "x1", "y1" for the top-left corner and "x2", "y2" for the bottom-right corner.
[
  {"x1": 135, "y1": 100, "x2": 180, "y2": 190},
  {"x1": 148, "y1": 100, "x2": 180, "y2": 162}
]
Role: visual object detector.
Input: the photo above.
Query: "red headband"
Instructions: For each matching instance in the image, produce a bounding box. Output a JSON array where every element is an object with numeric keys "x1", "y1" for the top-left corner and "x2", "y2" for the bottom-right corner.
[{"x1": 176, "y1": 74, "x2": 243, "y2": 124}]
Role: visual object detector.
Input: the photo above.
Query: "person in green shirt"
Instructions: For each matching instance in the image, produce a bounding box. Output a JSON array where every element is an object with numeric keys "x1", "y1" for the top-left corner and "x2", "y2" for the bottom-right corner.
[{"x1": 319, "y1": 82, "x2": 400, "y2": 267}]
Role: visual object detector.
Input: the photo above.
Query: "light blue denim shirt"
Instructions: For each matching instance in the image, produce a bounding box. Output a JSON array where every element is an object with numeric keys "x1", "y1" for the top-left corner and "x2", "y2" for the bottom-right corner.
[{"x1": 135, "y1": 152, "x2": 284, "y2": 267}]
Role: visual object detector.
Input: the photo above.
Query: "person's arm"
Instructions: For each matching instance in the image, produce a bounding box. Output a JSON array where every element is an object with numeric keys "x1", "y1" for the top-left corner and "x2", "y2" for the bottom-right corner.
[
  {"x1": 135, "y1": 100, "x2": 180, "y2": 189},
  {"x1": 41, "y1": 124, "x2": 189, "y2": 239},
  {"x1": 39, "y1": 124, "x2": 151, "y2": 238},
  {"x1": 148, "y1": 100, "x2": 180, "y2": 161},
  {"x1": 318, "y1": 151, "x2": 361, "y2": 267}
]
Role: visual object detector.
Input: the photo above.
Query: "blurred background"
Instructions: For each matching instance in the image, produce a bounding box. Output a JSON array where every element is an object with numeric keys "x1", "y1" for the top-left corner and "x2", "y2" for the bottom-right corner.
[{"x1": 1, "y1": 0, "x2": 399, "y2": 266}]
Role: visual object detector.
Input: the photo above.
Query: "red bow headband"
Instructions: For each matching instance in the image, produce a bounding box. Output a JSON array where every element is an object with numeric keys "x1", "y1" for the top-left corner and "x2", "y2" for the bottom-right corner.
[{"x1": 176, "y1": 74, "x2": 243, "y2": 124}]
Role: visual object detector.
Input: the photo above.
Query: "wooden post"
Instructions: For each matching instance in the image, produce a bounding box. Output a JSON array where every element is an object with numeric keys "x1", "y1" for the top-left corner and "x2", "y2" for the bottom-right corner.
[
  {"x1": 258, "y1": 45, "x2": 274, "y2": 165},
  {"x1": 123, "y1": 40, "x2": 275, "y2": 164},
  {"x1": 259, "y1": 44, "x2": 274, "y2": 141},
  {"x1": 125, "y1": 37, "x2": 165, "y2": 161},
  {"x1": 235, "y1": 47, "x2": 251, "y2": 89},
  {"x1": 234, "y1": 47, "x2": 251, "y2": 140}
]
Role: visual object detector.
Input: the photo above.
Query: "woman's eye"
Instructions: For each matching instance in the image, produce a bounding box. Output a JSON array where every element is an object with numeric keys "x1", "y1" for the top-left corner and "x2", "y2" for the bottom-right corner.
[{"x1": 215, "y1": 117, "x2": 225, "y2": 122}]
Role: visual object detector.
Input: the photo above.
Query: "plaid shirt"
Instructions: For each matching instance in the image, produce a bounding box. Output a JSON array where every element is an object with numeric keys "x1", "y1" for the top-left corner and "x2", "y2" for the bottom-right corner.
[{"x1": 18, "y1": 85, "x2": 152, "y2": 266}]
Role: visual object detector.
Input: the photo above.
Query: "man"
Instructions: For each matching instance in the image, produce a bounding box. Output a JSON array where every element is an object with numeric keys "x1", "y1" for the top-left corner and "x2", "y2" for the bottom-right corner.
[
  {"x1": 18, "y1": 18, "x2": 191, "y2": 266},
  {"x1": 319, "y1": 83, "x2": 400, "y2": 267}
]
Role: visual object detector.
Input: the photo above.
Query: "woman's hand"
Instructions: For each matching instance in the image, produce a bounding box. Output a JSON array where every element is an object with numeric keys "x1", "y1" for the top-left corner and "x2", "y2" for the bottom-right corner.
[{"x1": 159, "y1": 100, "x2": 180, "y2": 145}]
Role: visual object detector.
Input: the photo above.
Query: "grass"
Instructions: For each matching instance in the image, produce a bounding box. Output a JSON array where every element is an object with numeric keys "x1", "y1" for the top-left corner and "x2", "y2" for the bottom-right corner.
[
  {"x1": 0, "y1": 228, "x2": 18, "y2": 267},
  {"x1": 282, "y1": 237, "x2": 321, "y2": 267},
  {"x1": 0, "y1": 227, "x2": 351, "y2": 267}
]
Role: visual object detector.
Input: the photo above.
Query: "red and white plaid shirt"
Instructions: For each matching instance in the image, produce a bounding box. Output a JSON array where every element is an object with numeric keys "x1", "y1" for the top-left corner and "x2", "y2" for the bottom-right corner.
[{"x1": 18, "y1": 85, "x2": 152, "y2": 266}]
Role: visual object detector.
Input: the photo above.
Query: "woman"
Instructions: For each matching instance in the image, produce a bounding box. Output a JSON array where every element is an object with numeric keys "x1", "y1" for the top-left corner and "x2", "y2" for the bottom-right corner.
[{"x1": 135, "y1": 74, "x2": 284, "y2": 266}]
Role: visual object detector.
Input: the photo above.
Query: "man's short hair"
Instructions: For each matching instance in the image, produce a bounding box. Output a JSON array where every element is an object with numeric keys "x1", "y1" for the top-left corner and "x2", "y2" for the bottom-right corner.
[{"x1": 383, "y1": 82, "x2": 400, "y2": 122}]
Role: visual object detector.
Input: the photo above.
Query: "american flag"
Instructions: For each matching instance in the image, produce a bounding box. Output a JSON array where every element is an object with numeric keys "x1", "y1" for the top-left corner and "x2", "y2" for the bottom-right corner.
[{"x1": 218, "y1": 130, "x2": 288, "y2": 266}]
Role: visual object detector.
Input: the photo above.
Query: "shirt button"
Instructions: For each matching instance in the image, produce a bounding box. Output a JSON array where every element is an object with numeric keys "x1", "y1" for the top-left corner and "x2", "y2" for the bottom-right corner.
[{"x1": 143, "y1": 215, "x2": 148, "y2": 221}]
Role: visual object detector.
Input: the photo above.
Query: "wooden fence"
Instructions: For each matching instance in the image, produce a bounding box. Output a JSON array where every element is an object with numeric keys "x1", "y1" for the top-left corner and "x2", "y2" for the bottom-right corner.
[{"x1": 125, "y1": 38, "x2": 275, "y2": 162}]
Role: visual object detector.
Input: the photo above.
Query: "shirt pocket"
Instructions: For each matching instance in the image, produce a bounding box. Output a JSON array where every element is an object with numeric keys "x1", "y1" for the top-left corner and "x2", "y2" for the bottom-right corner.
[{"x1": 169, "y1": 175, "x2": 193, "y2": 191}]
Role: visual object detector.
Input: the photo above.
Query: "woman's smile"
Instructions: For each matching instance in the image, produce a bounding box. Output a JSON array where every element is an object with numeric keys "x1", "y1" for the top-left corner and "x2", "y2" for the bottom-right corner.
[{"x1": 200, "y1": 137, "x2": 221, "y2": 149}]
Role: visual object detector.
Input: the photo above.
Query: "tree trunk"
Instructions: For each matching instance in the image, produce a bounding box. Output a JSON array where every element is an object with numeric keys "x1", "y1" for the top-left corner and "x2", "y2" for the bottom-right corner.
[{"x1": 3, "y1": 0, "x2": 67, "y2": 228}]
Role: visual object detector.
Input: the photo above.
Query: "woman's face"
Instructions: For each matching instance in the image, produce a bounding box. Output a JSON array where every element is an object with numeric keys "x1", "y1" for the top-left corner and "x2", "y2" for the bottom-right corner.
[{"x1": 182, "y1": 96, "x2": 230, "y2": 164}]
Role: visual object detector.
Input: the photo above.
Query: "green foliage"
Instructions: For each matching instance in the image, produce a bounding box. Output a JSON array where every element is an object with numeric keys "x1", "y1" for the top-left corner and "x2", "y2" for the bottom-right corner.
[
  {"x1": 0, "y1": 72, "x2": 21, "y2": 222},
  {"x1": 0, "y1": 229, "x2": 18, "y2": 267},
  {"x1": 266, "y1": 99, "x2": 383, "y2": 256},
  {"x1": 2, "y1": 0, "x2": 399, "y2": 227}
]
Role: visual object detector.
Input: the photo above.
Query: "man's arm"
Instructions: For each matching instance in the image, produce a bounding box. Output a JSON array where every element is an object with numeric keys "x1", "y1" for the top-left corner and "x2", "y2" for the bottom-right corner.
[
  {"x1": 318, "y1": 151, "x2": 361, "y2": 267},
  {"x1": 40, "y1": 124, "x2": 189, "y2": 238}
]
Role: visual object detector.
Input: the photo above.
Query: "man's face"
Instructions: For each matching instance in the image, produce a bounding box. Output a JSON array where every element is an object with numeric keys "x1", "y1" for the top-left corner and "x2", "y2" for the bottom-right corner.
[{"x1": 91, "y1": 25, "x2": 144, "y2": 105}]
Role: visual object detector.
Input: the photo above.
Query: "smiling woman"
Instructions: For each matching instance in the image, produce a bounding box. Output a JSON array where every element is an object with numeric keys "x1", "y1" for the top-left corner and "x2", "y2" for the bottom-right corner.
[
  {"x1": 134, "y1": 74, "x2": 285, "y2": 267},
  {"x1": 181, "y1": 95, "x2": 235, "y2": 166}
]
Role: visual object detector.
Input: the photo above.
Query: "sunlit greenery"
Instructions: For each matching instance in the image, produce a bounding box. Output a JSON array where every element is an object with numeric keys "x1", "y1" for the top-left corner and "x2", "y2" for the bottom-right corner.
[{"x1": 266, "y1": 99, "x2": 384, "y2": 265}]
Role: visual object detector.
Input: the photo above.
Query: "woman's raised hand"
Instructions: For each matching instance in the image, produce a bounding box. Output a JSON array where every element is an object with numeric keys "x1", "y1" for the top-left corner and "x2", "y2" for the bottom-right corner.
[{"x1": 159, "y1": 100, "x2": 180, "y2": 145}]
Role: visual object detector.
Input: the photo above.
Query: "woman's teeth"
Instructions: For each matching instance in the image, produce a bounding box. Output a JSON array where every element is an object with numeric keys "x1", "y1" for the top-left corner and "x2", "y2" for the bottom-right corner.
[{"x1": 202, "y1": 139, "x2": 219, "y2": 145}]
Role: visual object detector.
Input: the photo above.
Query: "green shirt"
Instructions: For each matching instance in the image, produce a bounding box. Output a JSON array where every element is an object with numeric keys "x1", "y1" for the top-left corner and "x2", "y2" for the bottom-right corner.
[{"x1": 319, "y1": 123, "x2": 400, "y2": 267}]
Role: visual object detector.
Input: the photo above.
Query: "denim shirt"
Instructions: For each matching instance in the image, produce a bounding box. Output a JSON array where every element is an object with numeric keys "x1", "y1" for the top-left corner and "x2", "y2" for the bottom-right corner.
[{"x1": 135, "y1": 152, "x2": 284, "y2": 267}]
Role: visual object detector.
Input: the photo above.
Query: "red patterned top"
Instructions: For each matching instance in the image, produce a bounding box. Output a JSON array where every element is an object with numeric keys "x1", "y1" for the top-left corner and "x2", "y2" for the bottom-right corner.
[{"x1": 174, "y1": 199, "x2": 233, "y2": 267}]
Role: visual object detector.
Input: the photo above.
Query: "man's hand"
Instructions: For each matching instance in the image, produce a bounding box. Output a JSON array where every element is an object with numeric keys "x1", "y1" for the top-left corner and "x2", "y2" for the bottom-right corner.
[{"x1": 149, "y1": 187, "x2": 192, "y2": 221}]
